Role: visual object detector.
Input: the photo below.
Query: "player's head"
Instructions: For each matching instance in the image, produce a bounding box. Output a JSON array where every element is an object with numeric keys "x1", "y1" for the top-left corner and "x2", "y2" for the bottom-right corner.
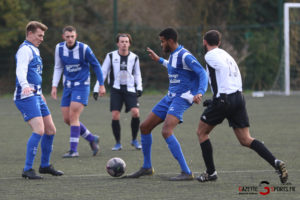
[
  {"x1": 159, "y1": 28, "x2": 178, "y2": 53},
  {"x1": 203, "y1": 30, "x2": 221, "y2": 50},
  {"x1": 25, "y1": 21, "x2": 48, "y2": 47},
  {"x1": 62, "y1": 25, "x2": 77, "y2": 48},
  {"x1": 116, "y1": 33, "x2": 132, "y2": 53}
]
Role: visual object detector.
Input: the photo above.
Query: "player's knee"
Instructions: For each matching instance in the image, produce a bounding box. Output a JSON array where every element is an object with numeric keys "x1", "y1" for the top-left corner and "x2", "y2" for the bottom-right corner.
[
  {"x1": 197, "y1": 131, "x2": 209, "y2": 143},
  {"x1": 239, "y1": 138, "x2": 251, "y2": 147},
  {"x1": 140, "y1": 122, "x2": 150, "y2": 134},
  {"x1": 63, "y1": 117, "x2": 70, "y2": 125},
  {"x1": 112, "y1": 111, "x2": 120, "y2": 120},
  {"x1": 33, "y1": 127, "x2": 44, "y2": 135},
  {"x1": 131, "y1": 108, "x2": 139, "y2": 118},
  {"x1": 161, "y1": 128, "x2": 172, "y2": 139},
  {"x1": 45, "y1": 126, "x2": 56, "y2": 135}
]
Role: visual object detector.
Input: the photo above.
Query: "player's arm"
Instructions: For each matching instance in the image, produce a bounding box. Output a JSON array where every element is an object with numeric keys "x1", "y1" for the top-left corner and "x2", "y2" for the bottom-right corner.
[
  {"x1": 93, "y1": 53, "x2": 110, "y2": 95},
  {"x1": 85, "y1": 47, "x2": 106, "y2": 97},
  {"x1": 16, "y1": 46, "x2": 34, "y2": 95},
  {"x1": 133, "y1": 56, "x2": 143, "y2": 96},
  {"x1": 184, "y1": 55, "x2": 208, "y2": 103},
  {"x1": 147, "y1": 47, "x2": 168, "y2": 68},
  {"x1": 51, "y1": 44, "x2": 64, "y2": 100}
]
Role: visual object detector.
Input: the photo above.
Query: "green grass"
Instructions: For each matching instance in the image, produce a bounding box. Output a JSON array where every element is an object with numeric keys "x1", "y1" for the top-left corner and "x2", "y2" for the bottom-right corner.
[{"x1": 0, "y1": 94, "x2": 299, "y2": 200}]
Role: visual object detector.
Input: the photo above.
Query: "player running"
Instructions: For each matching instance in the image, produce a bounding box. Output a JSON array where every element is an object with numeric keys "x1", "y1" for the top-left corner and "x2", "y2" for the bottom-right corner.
[
  {"x1": 126, "y1": 28, "x2": 208, "y2": 181},
  {"x1": 196, "y1": 30, "x2": 288, "y2": 183}
]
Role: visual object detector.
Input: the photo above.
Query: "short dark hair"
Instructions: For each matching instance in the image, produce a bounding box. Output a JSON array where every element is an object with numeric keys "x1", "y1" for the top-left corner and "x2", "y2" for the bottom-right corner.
[
  {"x1": 116, "y1": 33, "x2": 132, "y2": 44},
  {"x1": 204, "y1": 30, "x2": 221, "y2": 46},
  {"x1": 26, "y1": 21, "x2": 48, "y2": 35},
  {"x1": 159, "y1": 28, "x2": 178, "y2": 42},
  {"x1": 63, "y1": 25, "x2": 76, "y2": 33}
]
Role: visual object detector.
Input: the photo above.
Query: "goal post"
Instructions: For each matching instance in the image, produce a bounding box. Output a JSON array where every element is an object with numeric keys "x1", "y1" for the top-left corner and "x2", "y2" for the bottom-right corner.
[{"x1": 284, "y1": 2, "x2": 300, "y2": 96}]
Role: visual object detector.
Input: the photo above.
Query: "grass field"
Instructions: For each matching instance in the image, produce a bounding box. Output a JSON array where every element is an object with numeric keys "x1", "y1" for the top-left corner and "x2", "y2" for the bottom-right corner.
[{"x1": 0, "y1": 94, "x2": 299, "y2": 200}]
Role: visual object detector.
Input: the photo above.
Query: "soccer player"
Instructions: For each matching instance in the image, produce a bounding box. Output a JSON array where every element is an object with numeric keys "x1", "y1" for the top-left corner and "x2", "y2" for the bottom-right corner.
[
  {"x1": 196, "y1": 30, "x2": 288, "y2": 183},
  {"x1": 51, "y1": 25, "x2": 106, "y2": 158},
  {"x1": 93, "y1": 33, "x2": 143, "y2": 151},
  {"x1": 126, "y1": 28, "x2": 208, "y2": 180},
  {"x1": 14, "y1": 21, "x2": 63, "y2": 179}
]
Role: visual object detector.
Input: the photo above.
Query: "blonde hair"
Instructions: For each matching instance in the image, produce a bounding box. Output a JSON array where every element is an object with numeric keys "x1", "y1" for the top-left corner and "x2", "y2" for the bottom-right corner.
[{"x1": 26, "y1": 21, "x2": 48, "y2": 35}]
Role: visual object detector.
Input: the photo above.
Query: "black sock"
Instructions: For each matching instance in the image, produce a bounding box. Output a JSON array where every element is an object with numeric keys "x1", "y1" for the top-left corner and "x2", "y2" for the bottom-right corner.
[
  {"x1": 131, "y1": 117, "x2": 140, "y2": 140},
  {"x1": 112, "y1": 120, "x2": 121, "y2": 143},
  {"x1": 200, "y1": 139, "x2": 215, "y2": 175},
  {"x1": 250, "y1": 139, "x2": 276, "y2": 168}
]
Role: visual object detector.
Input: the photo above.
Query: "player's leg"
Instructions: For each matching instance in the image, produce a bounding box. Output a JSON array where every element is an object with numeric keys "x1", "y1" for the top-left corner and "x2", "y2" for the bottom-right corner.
[
  {"x1": 110, "y1": 88, "x2": 123, "y2": 150},
  {"x1": 79, "y1": 122, "x2": 100, "y2": 156},
  {"x1": 39, "y1": 111, "x2": 63, "y2": 176},
  {"x1": 234, "y1": 127, "x2": 288, "y2": 183},
  {"x1": 162, "y1": 114, "x2": 193, "y2": 181},
  {"x1": 15, "y1": 96, "x2": 44, "y2": 179},
  {"x1": 125, "y1": 111, "x2": 162, "y2": 178},
  {"x1": 125, "y1": 90, "x2": 141, "y2": 149},
  {"x1": 231, "y1": 92, "x2": 287, "y2": 183},
  {"x1": 196, "y1": 97, "x2": 226, "y2": 182},
  {"x1": 21, "y1": 116, "x2": 44, "y2": 179},
  {"x1": 162, "y1": 97, "x2": 194, "y2": 180},
  {"x1": 67, "y1": 101, "x2": 84, "y2": 155},
  {"x1": 196, "y1": 120, "x2": 218, "y2": 182}
]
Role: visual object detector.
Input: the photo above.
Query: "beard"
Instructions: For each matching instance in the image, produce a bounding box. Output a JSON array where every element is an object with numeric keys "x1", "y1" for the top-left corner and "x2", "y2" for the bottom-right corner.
[{"x1": 163, "y1": 44, "x2": 172, "y2": 53}]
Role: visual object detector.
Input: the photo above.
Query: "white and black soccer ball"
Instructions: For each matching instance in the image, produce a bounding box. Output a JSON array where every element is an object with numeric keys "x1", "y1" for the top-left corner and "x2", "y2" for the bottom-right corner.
[{"x1": 106, "y1": 157, "x2": 126, "y2": 177}]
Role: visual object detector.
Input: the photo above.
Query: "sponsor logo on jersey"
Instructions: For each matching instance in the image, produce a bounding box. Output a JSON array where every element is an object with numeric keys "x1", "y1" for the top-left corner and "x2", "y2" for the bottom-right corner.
[{"x1": 66, "y1": 64, "x2": 82, "y2": 72}]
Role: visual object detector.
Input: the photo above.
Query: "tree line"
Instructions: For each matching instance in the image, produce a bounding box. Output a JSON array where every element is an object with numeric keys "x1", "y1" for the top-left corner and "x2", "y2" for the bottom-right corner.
[{"x1": 1, "y1": 0, "x2": 299, "y2": 95}]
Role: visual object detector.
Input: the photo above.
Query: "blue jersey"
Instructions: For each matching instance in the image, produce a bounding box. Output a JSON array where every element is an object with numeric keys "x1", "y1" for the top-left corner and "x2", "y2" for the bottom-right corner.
[
  {"x1": 159, "y1": 45, "x2": 208, "y2": 100},
  {"x1": 14, "y1": 40, "x2": 43, "y2": 100},
  {"x1": 52, "y1": 41, "x2": 104, "y2": 88}
]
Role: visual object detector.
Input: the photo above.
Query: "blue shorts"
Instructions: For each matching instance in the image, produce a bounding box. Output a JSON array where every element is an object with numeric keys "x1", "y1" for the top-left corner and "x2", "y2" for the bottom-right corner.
[
  {"x1": 152, "y1": 95, "x2": 192, "y2": 122},
  {"x1": 61, "y1": 86, "x2": 90, "y2": 107},
  {"x1": 15, "y1": 95, "x2": 50, "y2": 122}
]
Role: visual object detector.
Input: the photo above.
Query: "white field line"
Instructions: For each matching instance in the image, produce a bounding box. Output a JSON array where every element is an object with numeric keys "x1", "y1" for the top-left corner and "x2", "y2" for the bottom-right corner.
[{"x1": 0, "y1": 169, "x2": 299, "y2": 180}]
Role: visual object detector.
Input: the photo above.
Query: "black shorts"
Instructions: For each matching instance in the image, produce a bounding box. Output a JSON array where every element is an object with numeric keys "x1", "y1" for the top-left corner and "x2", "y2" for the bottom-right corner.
[
  {"x1": 200, "y1": 91, "x2": 250, "y2": 128},
  {"x1": 110, "y1": 85, "x2": 139, "y2": 113}
]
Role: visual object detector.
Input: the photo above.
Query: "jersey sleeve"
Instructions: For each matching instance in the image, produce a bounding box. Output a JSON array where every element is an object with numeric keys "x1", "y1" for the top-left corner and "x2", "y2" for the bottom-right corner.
[
  {"x1": 133, "y1": 56, "x2": 143, "y2": 91},
  {"x1": 184, "y1": 54, "x2": 208, "y2": 95},
  {"x1": 16, "y1": 46, "x2": 31, "y2": 89},
  {"x1": 93, "y1": 53, "x2": 111, "y2": 92},
  {"x1": 205, "y1": 52, "x2": 222, "y2": 70},
  {"x1": 85, "y1": 46, "x2": 104, "y2": 86},
  {"x1": 52, "y1": 44, "x2": 64, "y2": 87},
  {"x1": 158, "y1": 57, "x2": 168, "y2": 68}
]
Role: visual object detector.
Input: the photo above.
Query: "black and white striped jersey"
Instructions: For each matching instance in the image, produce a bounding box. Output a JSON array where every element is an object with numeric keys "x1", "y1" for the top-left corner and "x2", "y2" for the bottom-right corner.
[
  {"x1": 205, "y1": 48, "x2": 242, "y2": 98},
  {"x1": 94, "y1": 50, "x2": 142, "y2": 93}
]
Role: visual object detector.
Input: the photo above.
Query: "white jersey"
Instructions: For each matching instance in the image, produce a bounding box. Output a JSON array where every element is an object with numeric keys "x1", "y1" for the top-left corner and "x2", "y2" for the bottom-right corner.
[
  {"x1": 205, "y1": 48, "x2": 242, "y2": 98},
  {"x1": 93, "y1": 50, "x2": 142, "y2": 93}
]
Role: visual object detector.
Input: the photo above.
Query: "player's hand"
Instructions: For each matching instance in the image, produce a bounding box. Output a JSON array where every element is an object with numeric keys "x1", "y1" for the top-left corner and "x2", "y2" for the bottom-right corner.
[
  {"x1": 93, "y1": 92, "x2": 98, "y2": 101},
  {"x1": 193, "y1": 94, "x2": 202, "y2": 104},
  {"x1": 22, "y1": 87, "x2": 35, "y2": 96},
  {"x1": 99, "y1": 85, "x2": 106, "y2": 97},
  {"x1": 137, "y1": 90, "x2": 142, "y2": 97},
  {"x1": 147, "y1": 47, "x2": 159, "y2": 62},
  {"x1": 51, "y1": 87, "x2": 57, "y2": 100}
]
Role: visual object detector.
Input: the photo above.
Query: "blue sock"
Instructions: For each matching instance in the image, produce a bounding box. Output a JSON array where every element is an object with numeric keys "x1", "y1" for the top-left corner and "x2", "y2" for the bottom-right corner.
[
  {"x1": 70, "y1": 126, "x2": 80, "y2": 152},
  {"x1": 165, "y1": 134, "x2": 191, "y2": 175},
  {"x1": 24, "y1": 133, "x2": 41, "y2": 171},
  {"x1": 40, "y1": 134, "x2": 54, "y2": 168},
  {"x1": 141, "y1": 133, "x2": 152, "y2": 169}
]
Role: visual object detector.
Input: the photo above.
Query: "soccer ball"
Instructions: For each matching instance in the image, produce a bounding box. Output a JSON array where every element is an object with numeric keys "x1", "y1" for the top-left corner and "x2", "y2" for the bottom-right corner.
[{"x1": 106, "y1": 157, "x2": 126, "y2": 177}]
